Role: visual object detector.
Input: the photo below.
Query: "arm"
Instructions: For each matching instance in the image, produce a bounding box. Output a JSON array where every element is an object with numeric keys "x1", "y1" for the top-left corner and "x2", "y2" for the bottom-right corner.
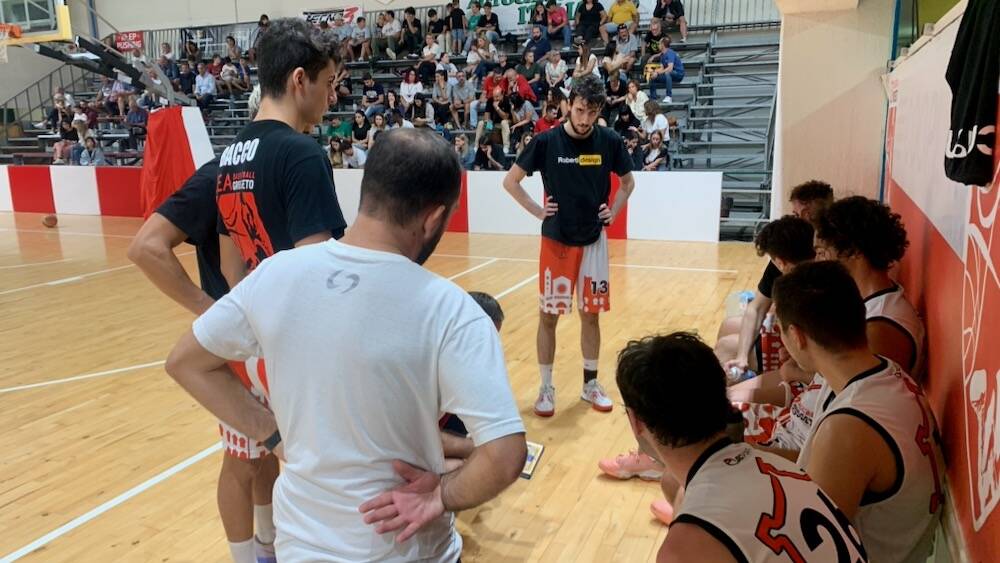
[
  {"x1": 725, "y1": 292, "x2": 771, "y2": 372},
  {"x1": 219, "y1": 234, "x2": 248, "y2": 287},
  {"x1": 658, "y1": 522, "x2": 738, "y2": 563},
  {"x1": 165, "y1": 331, "x2": 279, "y2": 453},
  {"x1": 752, "y1": 445, "x2": 800, "y2": 462},
  {"x1": 802, "y1": 414, "x2": 889, "y2": 519},
  {"x1": 606, "y1": 172, "x2": 635, "y2": 220},
  {"x1": 866, "y1": 319, "x2": 916, "y2": 372},
  {"x1": 128, "y1": 213, "x2": 216, "y2": 315},
  {"x1": 503, "y1": 164, "x2": 553, "y2": 220},
  {"x1": 442, "y1": 433, "x2": 525, "y2": 510}
]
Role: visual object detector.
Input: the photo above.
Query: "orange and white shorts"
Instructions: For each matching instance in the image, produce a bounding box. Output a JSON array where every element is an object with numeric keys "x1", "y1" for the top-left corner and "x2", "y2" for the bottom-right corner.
[
  {"x1": 539, "y1": 231, "x2": 610, "y2": 315},
  {"x1": 219, "y1": 358, "x2": 272, "y2": 460}
]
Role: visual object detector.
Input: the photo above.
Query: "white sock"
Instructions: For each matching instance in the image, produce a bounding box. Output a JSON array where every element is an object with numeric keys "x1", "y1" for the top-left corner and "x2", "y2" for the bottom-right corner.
[
  {"x1": 583, "y1": 359, "x2": 599, "y2": 372},
  {"x1": 228, "y1": 538, "x2": 255, "y2": 563},
  {"x1": 540, "y1": 364, "x2": 554, "y2": 388},
  {"x1": 254, "y1": 503, "x2": 276, "y2": 544}
]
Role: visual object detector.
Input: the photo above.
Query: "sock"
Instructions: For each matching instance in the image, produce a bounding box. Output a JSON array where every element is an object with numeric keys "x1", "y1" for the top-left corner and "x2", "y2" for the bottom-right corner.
[
  {"x1": 228, "y1": 538, "x2": 255, "y2": 563},
  {"x1": 583, "y1": 358, "x2": 599, "y2": 384},
  {"x1": 539, "y1": 364, "x2": 554, "y2": 388},
  {"x1": 254, "y1": 503, "x2": 276, "y2": 544}
]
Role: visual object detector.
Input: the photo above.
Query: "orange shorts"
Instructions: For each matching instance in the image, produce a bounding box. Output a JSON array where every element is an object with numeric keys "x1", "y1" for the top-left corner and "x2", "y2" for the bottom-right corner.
[
  {"x1": 219, "y1": 358, "x2": 272, "y2": 460},
  {"x1": 539, "y1": 231, "x2": 610, "y2": 315}
]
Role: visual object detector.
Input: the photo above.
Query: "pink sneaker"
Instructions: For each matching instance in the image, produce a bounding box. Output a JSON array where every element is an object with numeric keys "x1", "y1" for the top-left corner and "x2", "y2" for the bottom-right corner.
[
  {"x1": 597, "y1": 450, "x2": 663, "y2": 480},
  {"x1": 650, "y1": 499, "x2": 675, "y2": 525}
]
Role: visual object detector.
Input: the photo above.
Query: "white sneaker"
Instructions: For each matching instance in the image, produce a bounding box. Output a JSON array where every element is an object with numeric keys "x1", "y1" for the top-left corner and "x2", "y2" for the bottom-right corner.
[
  {"x1": 534, "y1": 384, "x2": 555, "y2": 417},
  {"x1": 386, "y1": 48, "x2": 396, "y2": 60},
  {"x1": 662, "y1": 96, "x2": 672, "y2": 103},
  {"x1": 581, "y1": 380, "x2": 614, "y2": 412}
]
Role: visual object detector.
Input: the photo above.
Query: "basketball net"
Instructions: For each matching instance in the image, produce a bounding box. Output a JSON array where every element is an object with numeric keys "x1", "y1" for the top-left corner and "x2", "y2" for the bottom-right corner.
[{"x1": 0, "y1": 24, "x2": 24, "y2": 64}]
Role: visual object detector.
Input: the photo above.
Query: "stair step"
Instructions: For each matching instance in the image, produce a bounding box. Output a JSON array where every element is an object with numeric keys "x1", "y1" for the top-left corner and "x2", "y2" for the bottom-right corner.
[
  {"x1": 683, "y1": 127, "x2": 768, "y2": 134},
  {"x1": 712, "y1": 40, "x2": 780, "y2": 50},
  {"x1": 705, "y1": 61, "x2": 779, "y2": 69},
  {"x1": 697, "y1": 83, "x2": 775, "y2": 89},
  {"x1": 684, "y1": 140, "x2": 766, "y2": 147},
  {"x1": 674, "y1": 153, "x2": 765, "y2": 160},
  {"x1": 691, "y1": 103, "x2": 772, "y2": 110},
  {"x1": 687, "y1": 116, "x2": 770, "y2": 122},
  {"x1": 696, "y1": 93, "x2": 773, "y2": 101},
  {"x1": 702, "y1": 70, "x2": 779, "y2": 78}
]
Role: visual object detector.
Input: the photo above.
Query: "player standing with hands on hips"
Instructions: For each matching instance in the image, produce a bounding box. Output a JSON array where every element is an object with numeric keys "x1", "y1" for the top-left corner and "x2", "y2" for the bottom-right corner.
[{"x1": 502, "y1": 74, "x2": 636, "y2": 417}]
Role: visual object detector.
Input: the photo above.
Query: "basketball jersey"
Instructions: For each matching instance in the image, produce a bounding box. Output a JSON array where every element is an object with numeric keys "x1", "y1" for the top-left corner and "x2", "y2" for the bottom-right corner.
[
  {"x1": 865, "y1": 284, "x2": 925, "y2": 378},
  {"x1": 800, "y1": 359, "x2": 944, "y2": 563},
  {"x1": 674, "y1": 440, "x2": 868, "y2": 563}
]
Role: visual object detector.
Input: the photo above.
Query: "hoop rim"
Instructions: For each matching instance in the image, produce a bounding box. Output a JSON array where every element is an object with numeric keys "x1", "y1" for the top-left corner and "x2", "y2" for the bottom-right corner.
[{"x1": 0, "y1": 23, "x2": 24, "y2": 38}]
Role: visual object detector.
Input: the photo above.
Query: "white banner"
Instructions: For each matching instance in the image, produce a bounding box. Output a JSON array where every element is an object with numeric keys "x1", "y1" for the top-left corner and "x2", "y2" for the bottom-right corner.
[
  {"x1": 303, "y1": 6, "x2": 363, "y2": 26},
  {"x1": 457, "y1": 0, "x2": 657, "y2": 33}
]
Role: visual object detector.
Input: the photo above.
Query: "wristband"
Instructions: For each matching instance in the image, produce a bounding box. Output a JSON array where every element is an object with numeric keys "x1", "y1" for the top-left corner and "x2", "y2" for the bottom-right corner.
[{"x1": 263, "y1": 429, "x2": 282, "y2": 451}]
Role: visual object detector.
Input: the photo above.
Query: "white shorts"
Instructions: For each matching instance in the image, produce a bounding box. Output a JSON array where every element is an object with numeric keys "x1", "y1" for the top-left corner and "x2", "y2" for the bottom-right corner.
[
  {"x1": 539, "y1": 231, "x2": 610, "y2": 315},
  {"x1": 219, "y1": 358, "x2": 272, "y2": 460}
]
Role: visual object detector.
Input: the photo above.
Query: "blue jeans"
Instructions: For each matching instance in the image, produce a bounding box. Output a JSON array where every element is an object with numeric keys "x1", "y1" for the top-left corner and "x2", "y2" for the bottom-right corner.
[
  {"x1": 650, "y1": 70, "x2": 684, "y2": 98},
  {"x1": 451, "y1": 29, "x2": 466, "y2": 53},
  {"x1": 469, "y1": 100, "x2": 486, "y2": 127},
  {"x1": 548, "y1": 26, "x2": 571, "y2": 46},
  {"x1": 364, "y1": 104, "x2": 385, "y2": 119}
]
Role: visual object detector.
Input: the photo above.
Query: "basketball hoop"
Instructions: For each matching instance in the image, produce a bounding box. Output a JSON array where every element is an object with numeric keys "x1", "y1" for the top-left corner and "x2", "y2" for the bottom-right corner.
[{"x1": 0, "y1": 24, "x2": 24, "y2": 64}]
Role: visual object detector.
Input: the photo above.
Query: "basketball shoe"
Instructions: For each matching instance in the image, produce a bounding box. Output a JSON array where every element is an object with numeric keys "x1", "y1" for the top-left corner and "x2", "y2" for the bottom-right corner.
[
  {"x1": 581, "y1": 379, "x2": 614, "y2": 412},
  {"x1": 598, "y1": 450, "x2": 664, "y2": 480},
  {"x1": 534, "y1": 384, "x2": 556, "y2": 417},
  {"x1": 650, "y1": 499, "x2": 675, "y2": 525}
]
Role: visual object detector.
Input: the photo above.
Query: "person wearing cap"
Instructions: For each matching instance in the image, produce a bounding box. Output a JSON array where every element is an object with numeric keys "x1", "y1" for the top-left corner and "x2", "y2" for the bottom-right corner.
[
  {"x1": 603, "y1": 24, "x2": 638, "y2": 75},
  {"x1": 606, "y1": 0, "x2": 638, "y2": 34}
]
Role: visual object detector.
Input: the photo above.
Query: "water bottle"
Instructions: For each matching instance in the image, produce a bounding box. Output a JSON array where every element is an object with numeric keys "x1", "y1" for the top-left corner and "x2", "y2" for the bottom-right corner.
[
  {"x1": 728, "y1": 367, "x2": 756, "y2": 385},
  {"x1": 724, "y1": 290, "x2": 756, "y2": 318}
]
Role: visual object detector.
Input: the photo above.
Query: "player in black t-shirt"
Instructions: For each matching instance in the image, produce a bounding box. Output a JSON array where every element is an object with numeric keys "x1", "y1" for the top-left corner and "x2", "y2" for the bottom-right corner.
[
  {"x1": 129, "y1": 157, "x2": 282, "y2": 563},
  {"x1": 216, "y1": 18, "x2": 347, "y2": 284},
  {"x1": 714, "y1": 181, "x2": 833, "y2": 376},
  {"x1": 503, "y1": 74, "x2": 635, "y2": 417}
]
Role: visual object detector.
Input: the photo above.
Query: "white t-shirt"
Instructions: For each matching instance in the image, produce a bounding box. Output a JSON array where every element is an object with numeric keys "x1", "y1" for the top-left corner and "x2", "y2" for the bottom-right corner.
[
  {"x1": 575, "y1": 53, "x2": 600, "y2": 77},
  {"x1": 400, "y1": 81, "x2": 424, "y2": 104},
  {"x1": 423, "y1": 43, "x2": 442, "y2": 59},
  {"x1": 642, "y1": 113, "x2": 668, "y2": 135},
  {"x1": 193, "y1": 241, "x2": 525, "y2": 562},
  {"x1": 382, "y1": 19, "x2": 402, "y2": 36}
]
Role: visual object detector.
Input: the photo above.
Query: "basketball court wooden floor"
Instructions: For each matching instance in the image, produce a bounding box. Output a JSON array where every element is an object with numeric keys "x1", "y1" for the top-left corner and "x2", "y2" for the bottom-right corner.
[{"x1": 0, "y1": 212, "x2": 765, "y2": 562}]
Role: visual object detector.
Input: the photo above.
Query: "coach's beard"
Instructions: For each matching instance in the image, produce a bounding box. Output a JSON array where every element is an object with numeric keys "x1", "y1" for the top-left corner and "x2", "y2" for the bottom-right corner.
[{"x1": 570, "y1": 119, "x2": 594, "y2": 138}]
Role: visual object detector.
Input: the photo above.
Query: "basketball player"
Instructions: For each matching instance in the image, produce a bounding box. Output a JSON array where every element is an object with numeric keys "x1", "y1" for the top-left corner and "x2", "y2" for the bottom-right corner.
[
  {"x1": 166, "y1": 129, "x2": 526, "y2": 561},
  {"x1": 616, "y1": 332, "x2": 868, "y2": 562},
  {"x1": 502, "y1": 74, "x2": 636, "y2": 417},
  {"x1": 773, "y1": 261, "x2": 943, "y2": 563},
  {"x1": 216, "y1": 18, "x2": 347, "y2": 284},
  {"x1": 127, "y1": 159, "x2": 280, "y2": 563},
  {"x1": 715, "y1": 180, "x2": 833, "y2": 372}
]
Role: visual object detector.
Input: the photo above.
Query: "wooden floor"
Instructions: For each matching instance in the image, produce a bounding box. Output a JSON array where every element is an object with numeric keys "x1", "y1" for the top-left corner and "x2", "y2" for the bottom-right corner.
[{"x1": 0, "y1": 212, "x2": 765, "y2": 562}]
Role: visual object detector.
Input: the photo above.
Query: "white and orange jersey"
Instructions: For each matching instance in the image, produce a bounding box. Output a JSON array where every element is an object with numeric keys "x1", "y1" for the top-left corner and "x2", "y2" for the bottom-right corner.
[
  {"x1": 864, "y1": 284, "x2": 925, "y2": 378},
  {"x1": 674, "y1": 440, "x2": 868, "y2": 563}
]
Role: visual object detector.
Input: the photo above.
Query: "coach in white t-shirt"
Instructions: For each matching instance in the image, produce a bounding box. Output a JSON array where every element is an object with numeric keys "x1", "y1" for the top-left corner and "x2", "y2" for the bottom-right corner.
[{"x1": 166, "y1": 128, "x2": 527, "y2": 562}]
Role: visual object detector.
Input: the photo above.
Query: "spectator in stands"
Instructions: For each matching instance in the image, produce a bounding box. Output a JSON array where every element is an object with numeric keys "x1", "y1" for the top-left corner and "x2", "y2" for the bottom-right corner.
[
  {"x1": 160, "y1": 42, "x2": 176, "y2": 61},
  {"x1": 325, "y1": 115, "x2": 352, "y2": 142},
  {"x1": 375, "y1": 10, "x2": 401, "y2": 59},
  {"x1": 614, "y1": 102, "x2": 641, "y2": 137},
  {"x1": 110, "y1": 79, "x2": 133, "y2": 116},
  {"x1": 129, "y1": 47, "x2": 147, "y2": 65},
  {"x1": 81, "y1": 100, "x2": 98, "y2": 129},
  {"x1": 79, "y1": 136, "x2": 107, "y2": 166},
  {"x1": 329, "y1": 136, "x2": 346, "y2": 168},
  {"x1": 431, "y1": 70, "x2": 453, "y2": 126},
  {"x1": 225, "y1": 36, "x2": 241, "y2": 62},
  {"x1": 401, "y1": 7, "x2": 423, "y2": 57},
  {"x1": 546, "y1": 0, "x2": 572, "y2": 47},
  {"x1": 384, "y1": 89, "x2": 405, "y2": 119},
  {"x1": 607, "y1": 0, "x2": 639, "y2": 34},
  {"x1": 649, "y1": 36, "x2": 684, "y2": 103},
  {"x1": 641, "y1": 18, "x2": 667, "y2": 61},
  {"x1": 158, "y1": 56, "x2": 180, "y2": 87},
  {"x1": 388, "y1": 111, "x2": 414, "y2": 129},
  {"x1": 348, "y1": 16, "x2": 372, "y2": 62},
  {"x1": 52, "y1": 120, "x2": 78, "y2": 164},
  {"x1": 126, "y1": 96, "x2": 148, "y2": 146},
  {"x1": 622, "y1": 130, "x2": 644, "y2": 170},
  {"x1": 438, "y1": 53, "x2": 460, "y2": 84},
  {"x1": 773, "y1": 262, "x2": 942, "y2": 563},
  {"x1": 237, "y1": 56, "x2": 253, "y2": 91},
  {"x1": 351, "y1": 110, "x2": 371, "y2": 150},
  {"x1": 400, "y1": 69, "x2": 423, "y2": 108},
  {"x1": 530, "y1": 2, "x2": 548, "y2": 29},
  {"x1": 360, "y1": 72, "x2": 385, "y2": 118},
  {"x1": 474, "y1": 36, "x2": 501, "y2": 83},
  {"x1": 450, "y1": 70, "x2": 475, "y2": 128},
  {"x1": 641, "y1": 130, "x2": 669, "y2": 170},
  {"x1": 534, "y1": 103, "x2": 561, "y2": 134},
  {"x1": 509, "y1": 93, "x2": 537, "y2": 147},
  {"x1": 93, "y1": 77, "x2": 114, "y2": 116},
  {"x1": 603, "y1": 24, "x2": 638, "y2": 75},
  {"x1": 575, "y1": 0, "x2": 608, "y2": 45},
  {"x1": 546, "y1": 85, "x2": 570, "y2": 117},
  {"x1": 503, "y1": 67, "x2": 537, "y2": 102},
  {"x1": 603, "y1": 70, "x2": 627, "y2": 123},
  {"x1": 341, "y1": 137, "x2": 367, "y2": 168},
  {"x1": 474, "y1": 134, "x2": 505, "y2": 170},
  {"x1": 640, "y1": 100, "x2": 669, "y2": 140},
  {"x1": 516, "y1": 49, "x2": 544, "y2": 100},
  {"x1": 417, "y1": 35, "x2": 441, "y2": 82},
  {"x1": 219, "y1": 58, "x2": 245, "y2": 97},
  {"x1": 184, "y1": 40, "x2": 200, "y2": 63},
  {"x1": 41, "y1": 94, "x2": 69, "y2": 132},
  {"x1": 207, "y1": 54, "x2": 223, "y2": 81},
  {"x1": 71, "y1": 101, "x2": 88, "y2": 126},
  {"x1": 524, "y1": 25, "x2": 552, "y2": 64},
  {"x1": 475, "y1": 86, "x2": 511, "y2": 152},
  {"x1": 516, "y1": 132, "x2": 534, "y2": 157},
  {"x1": 249, "y1": 14, "x2": 269, "y2": 62},
  {"x1": 70, "y1": 120, "x2": 91, "y2": 164},
  {"x1": 427, "y1": 8, "x2": 449, "y2": 53},
  {"x1": 367, "y1": 113, "x2": 389, "y2": 147},
  {"x1": 571, "y1": 40, "x2": 601, "y2": 86},
  {"x1": 194, "y1": 62, "x2": 218, "y2": 113},
  {"x1": 178, "y1": 62, "x2": 196, "y2": 96},
  {"x1": 477, "y1": 3, "x2": 501, "y2": 44},
  {"x1": 332, "y1": 14, "x2": 352, "y2": 55},
  {"x1": 448, "y1": 2, "x2": 467, "y2": 56},
  {"x1": 652, "y1": 0, "x2": 688, "y2": 43},
  {"x1": 462, "y1": 2, "x2": 484, "y2": 54},
  {"x1": 544, "y1": 50, "x2": 567, "y2": 92},
  {"x1": 407, "y1": 92, "x2": 434, "y2": 128},
  {"x1": 454, "y1": 133, "x2": 475, "y2": 169},
  {"x1": 625, "y1": 78, "x2": 648, "y2": 121}
]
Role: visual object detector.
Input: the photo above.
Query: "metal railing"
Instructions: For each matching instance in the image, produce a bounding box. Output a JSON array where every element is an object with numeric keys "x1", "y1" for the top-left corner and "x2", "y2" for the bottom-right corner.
[
  {"x1": 683, "y1": 0, "x2": 780, "y2": 28},
  {"x1": 1, "y1": 60, "x2": 98, "y2": 142}
]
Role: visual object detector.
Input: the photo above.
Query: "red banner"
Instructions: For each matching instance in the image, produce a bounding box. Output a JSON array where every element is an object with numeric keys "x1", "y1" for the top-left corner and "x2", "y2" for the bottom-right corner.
[{"x1": 114, "y1": 31, "x2": 144, "y2": 52}]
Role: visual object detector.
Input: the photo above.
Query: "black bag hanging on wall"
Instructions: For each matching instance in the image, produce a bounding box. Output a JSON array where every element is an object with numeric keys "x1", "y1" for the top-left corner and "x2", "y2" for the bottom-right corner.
[{"x1": 944, "y1": 0, "x2": 1000, "y2": 186}]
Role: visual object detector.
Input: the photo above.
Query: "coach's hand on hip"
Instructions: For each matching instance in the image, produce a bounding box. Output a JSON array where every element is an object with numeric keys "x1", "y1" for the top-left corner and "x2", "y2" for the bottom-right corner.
[
  {"x1": 536, "y1": 196, "x2": 559, "y2": 220},
  {"x1": 598, "y1": 203, "x2": 612, "y2": 225},
  {"x1": 359, "y1": 460, "x2": 445, "y2": 543}
]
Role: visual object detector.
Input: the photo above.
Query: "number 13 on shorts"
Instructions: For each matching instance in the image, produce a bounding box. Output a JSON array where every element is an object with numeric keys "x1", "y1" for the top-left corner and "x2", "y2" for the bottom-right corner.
[{"x1": 539, "y1": 232, "x2": 611, "y2": 315}]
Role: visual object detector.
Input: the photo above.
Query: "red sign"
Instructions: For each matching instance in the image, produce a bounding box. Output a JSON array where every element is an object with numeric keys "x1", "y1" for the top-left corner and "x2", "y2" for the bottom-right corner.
[{"x1": 114, "y1": 31, "x2": 144, "y2": 52}]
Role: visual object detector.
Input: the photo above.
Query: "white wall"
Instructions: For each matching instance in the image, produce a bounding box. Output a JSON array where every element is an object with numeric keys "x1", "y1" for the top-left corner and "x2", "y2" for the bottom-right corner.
[
  {"x1": 774, "y1": 0, "x2": 895, "y2": 209},
  {"x1": 0, "y1": 46, "x2": 62, "y2": 103}
]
